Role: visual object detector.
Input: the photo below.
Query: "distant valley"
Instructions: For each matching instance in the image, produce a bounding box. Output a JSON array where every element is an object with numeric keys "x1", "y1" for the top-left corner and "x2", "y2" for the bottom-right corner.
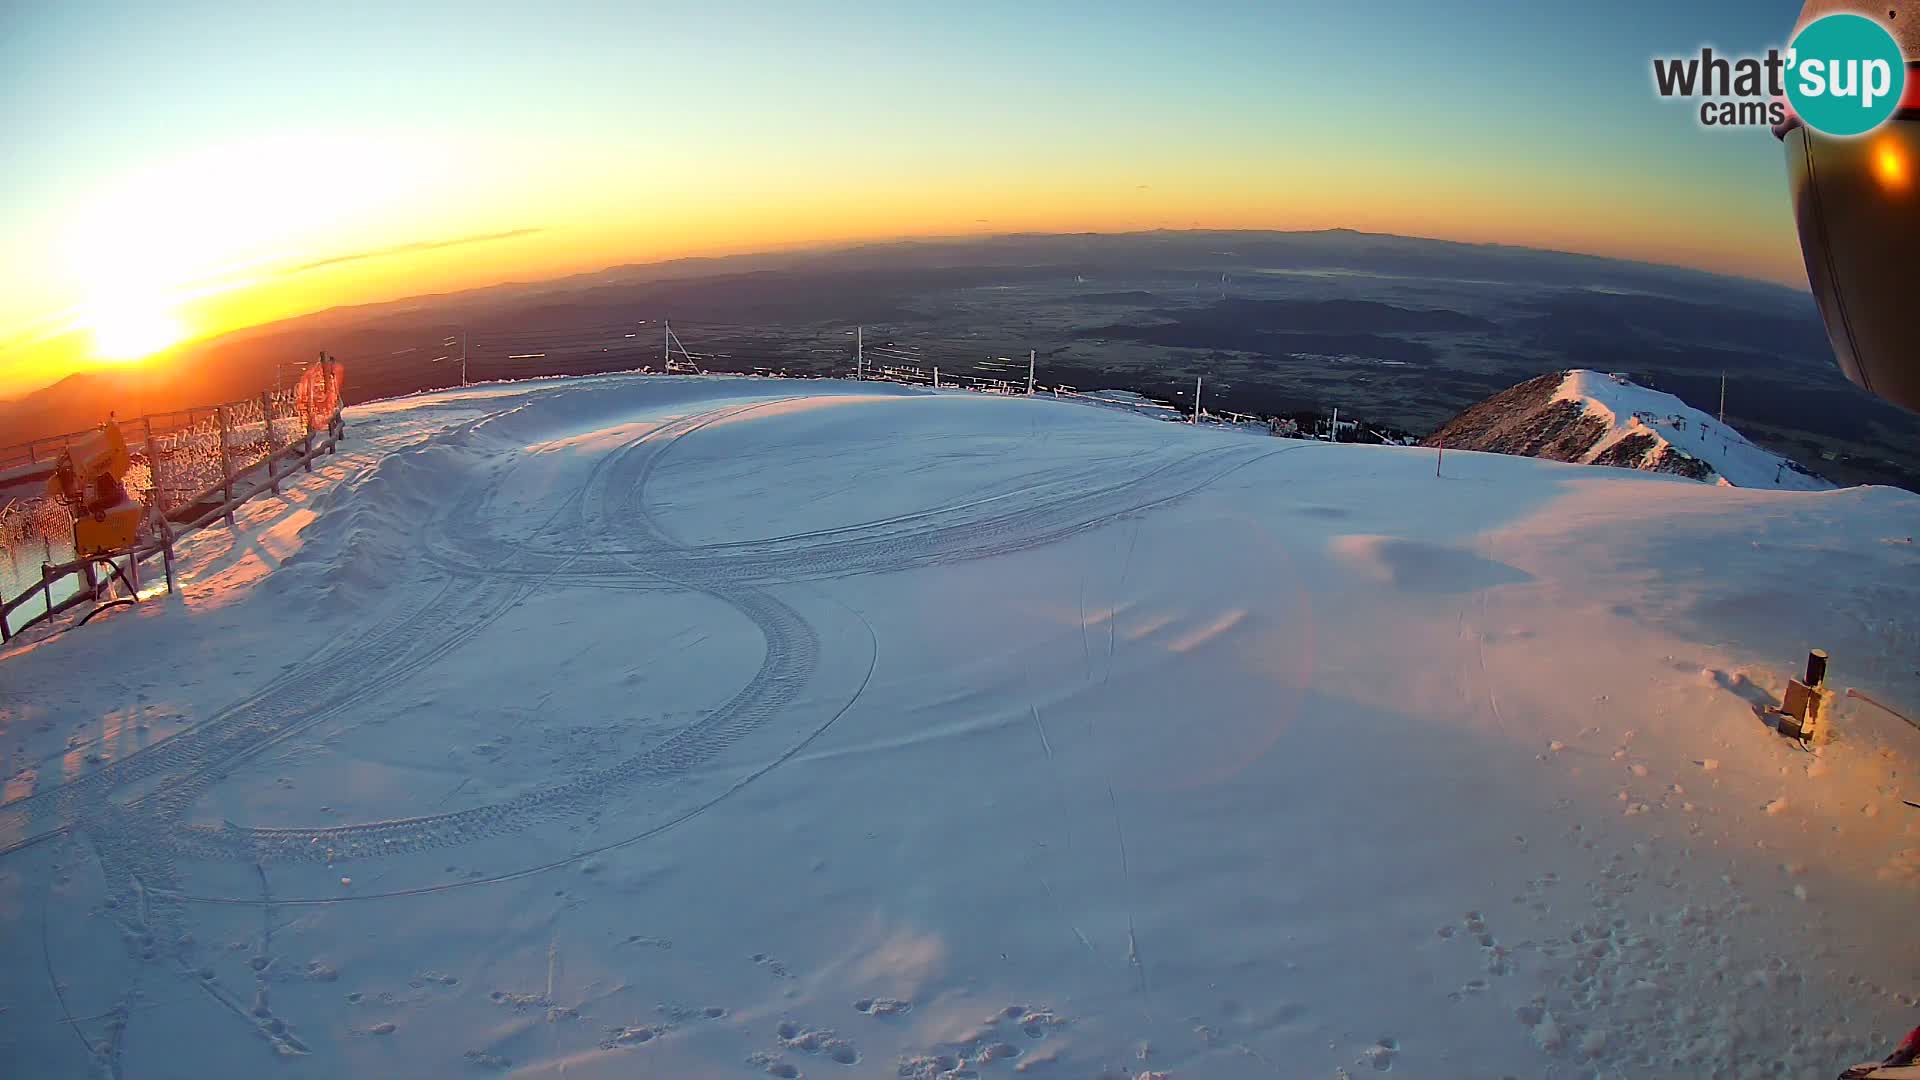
[{"x1": 6, "y1": 230, "x2": 1915, "y2": 490}]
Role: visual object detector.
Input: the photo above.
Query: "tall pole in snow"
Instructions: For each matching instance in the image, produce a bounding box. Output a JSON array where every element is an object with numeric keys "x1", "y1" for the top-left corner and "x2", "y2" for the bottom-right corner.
[
  {"x1": 1719, "y1": 371, "x2": 1726, "y2": 424},
  {"x1": 1332, "y1": 406, "x2": 1339, "y2": 441},
  {"x1": 1192, "y1": 375, "x2": 1203, "y2": 423},
  {"x1": 1027, "y1": 350, "x2": 1036, "y2": 395},
  {"x1": 664, "y1": 320, "x2": 672, "y2": 372},
  {"x1": 856, "y1": 325, "x2": 864, "y2": 381},
  {"x1": 460, "y1": 327, "x2": 468, "y2": 387}
]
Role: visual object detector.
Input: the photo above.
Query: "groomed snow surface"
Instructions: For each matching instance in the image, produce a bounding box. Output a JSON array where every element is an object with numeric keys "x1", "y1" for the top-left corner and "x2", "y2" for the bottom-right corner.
[
  {"x1": 2, "y1": 374, "x2": 1917, "y2": 1080},
  {"x1": 1552, "y1": 370, "x2": 1834, "y2": 492}
]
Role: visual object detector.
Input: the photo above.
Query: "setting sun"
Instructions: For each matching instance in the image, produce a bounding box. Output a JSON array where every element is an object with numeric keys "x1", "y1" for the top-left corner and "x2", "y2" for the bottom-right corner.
[{"x1": 87, "y1": 298, "x2": 185, "y2": 362}]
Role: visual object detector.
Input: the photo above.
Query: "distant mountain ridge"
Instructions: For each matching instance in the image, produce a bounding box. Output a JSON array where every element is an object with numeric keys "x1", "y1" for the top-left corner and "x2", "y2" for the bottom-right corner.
[{"x1": 1421, "y1": 370, "x2": 1834, "y2": 491}]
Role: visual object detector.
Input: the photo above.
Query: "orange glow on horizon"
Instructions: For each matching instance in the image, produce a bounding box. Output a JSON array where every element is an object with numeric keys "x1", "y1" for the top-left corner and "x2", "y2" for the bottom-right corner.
[{"x1": 2, "y1": 169, "x2": 1809, "y2": 400}]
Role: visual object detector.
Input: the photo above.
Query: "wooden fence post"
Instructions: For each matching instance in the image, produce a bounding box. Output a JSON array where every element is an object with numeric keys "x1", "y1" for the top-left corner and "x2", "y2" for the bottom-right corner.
[
  {"x1": 301, "y1": 381, "x2": 316, "y2": 472},
  {"x1": 216, "y1": 404, "x2": 235, "y2": 528},
  {"x1": 260, "y1": 390, "x2": 280, "y2": 494},
  {"x1": 141, "y1": 416, "x2": 162, "y2": 516}
]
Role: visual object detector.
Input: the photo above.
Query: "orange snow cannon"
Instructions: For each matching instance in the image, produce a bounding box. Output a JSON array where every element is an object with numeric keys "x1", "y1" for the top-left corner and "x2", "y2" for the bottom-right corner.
[{"x1": 45, "y1": 419, "x2": 144, "y2": 558}]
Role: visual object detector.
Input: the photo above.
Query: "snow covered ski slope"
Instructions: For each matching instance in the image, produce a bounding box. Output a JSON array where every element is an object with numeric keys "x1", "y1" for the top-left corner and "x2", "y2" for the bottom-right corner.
[{"x1": 2, "y1": 374, "x2": 1917, "y2": 1079}]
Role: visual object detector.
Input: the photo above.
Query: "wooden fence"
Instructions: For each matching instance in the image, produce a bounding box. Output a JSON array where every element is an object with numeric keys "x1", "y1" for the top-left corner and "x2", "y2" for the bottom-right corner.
[{"x1": 0, "y1": 389, "x2": 344, "y2": 643}]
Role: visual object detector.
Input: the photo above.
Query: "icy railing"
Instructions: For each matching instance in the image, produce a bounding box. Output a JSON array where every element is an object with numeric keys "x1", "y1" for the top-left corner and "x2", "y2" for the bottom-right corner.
[
  {"x1": 1, "y1": 377, "x2": 341, "y2": 640},
  {"x1": 0, "y1": 498, "x2": 76, "y2": 618}
]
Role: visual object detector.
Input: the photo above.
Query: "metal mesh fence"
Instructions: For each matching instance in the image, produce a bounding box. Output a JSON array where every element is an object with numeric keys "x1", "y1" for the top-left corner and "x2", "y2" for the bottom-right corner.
[
  {"x1": 1, "y1": 367, "x2": 341, "y2": 636},
  {"x1": 0, "y1": 499, "x2": 74, "y2": 612},
  {"x1": 150, "y1": 413, "x2": 225, "y2": 514},
  {"x1": 216, "y1": 389, "x2": 305, "y2": 482}
]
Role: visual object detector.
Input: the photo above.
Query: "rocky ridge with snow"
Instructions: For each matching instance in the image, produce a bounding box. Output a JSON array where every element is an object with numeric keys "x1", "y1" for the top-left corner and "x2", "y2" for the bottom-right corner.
[{"x1": 1423, "y1": 369, "x2": 1833, "y2": 491}]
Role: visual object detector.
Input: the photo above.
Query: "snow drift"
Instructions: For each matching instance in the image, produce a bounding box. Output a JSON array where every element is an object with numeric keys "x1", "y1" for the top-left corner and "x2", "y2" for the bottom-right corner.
[{"x1": 1, "y1": 374, "x2": 1916, "y2": 1080}]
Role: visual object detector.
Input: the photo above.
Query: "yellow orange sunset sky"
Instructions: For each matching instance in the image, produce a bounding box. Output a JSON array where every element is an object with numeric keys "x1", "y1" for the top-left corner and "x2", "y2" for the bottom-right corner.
[{"x1": 1, "y1": 1, "x2": 1812, "y2": 399}]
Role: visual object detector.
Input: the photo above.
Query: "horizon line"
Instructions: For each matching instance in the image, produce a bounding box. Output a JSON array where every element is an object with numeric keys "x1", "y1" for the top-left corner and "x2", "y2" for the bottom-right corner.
[{"x1": 0, "y1": 224, "x2": 1810, "y2": 401}]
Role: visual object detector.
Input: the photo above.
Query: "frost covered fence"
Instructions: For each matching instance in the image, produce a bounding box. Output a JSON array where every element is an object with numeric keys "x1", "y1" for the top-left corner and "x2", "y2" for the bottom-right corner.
[{"x1": 0, "y1": 360, "x2": 345, "y2": 642}]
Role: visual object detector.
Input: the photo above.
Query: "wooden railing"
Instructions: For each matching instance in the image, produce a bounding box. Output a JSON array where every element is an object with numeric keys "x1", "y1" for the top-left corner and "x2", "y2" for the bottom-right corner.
[{"x1": 0, "y1": 397, "x2": 344, "y2": 644}]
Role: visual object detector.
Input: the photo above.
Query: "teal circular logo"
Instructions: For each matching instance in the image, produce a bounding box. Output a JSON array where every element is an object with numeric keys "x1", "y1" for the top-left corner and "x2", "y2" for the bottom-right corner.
[{"x1": 1787, "y1": 13, "x2": 1907, "y2": 137}]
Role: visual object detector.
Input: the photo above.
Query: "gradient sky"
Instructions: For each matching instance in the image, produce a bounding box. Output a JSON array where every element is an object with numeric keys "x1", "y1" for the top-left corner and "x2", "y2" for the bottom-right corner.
[{"x1": 1, "y1": 0, "x2": 1816, "y2": 397}]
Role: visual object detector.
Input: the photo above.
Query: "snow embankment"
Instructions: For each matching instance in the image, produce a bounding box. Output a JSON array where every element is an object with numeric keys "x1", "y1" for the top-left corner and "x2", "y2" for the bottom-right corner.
[{"x1": 0, "y1": 374, "x2": 1915, "y2": 1080}]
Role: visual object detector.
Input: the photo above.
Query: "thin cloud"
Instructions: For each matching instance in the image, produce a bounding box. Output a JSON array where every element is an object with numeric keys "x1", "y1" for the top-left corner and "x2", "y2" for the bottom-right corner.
[{"x1": 289, "y1": 227, "x2": 546, "y2": 274}]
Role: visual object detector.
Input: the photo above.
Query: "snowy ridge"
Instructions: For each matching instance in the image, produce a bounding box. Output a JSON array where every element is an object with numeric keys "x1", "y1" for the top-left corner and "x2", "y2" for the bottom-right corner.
[
  {"x1": 1424, "y1": 369, "x2": 1833, "y2": 490},
  {"x1": 1553, "y1": 370, "x2": 1834, "y2": 491}
]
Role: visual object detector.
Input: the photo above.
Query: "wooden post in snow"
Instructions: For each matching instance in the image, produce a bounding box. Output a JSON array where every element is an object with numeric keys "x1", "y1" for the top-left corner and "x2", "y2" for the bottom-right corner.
[
  {"x1": 140, "y1": 416, "x2": 160, "y2": 516},
  {"x1": 216, "y1": 404, "x2": 235, "y2": 527},
  {"x1": 302, "y1": 394, "x2": 315, "y2": 473},
  {"x1": 142, "y1": 413, "x2": 175, "y2": 593},
  {"x1": 261, "y1": 390, "x2": 280, "y2": 494},
  {"x1": 1436, "y1": 432, "x2": 1445, "y2": 478},
  {"x1": 327, "y1": 355, "x2": 344, "y2": 449}
]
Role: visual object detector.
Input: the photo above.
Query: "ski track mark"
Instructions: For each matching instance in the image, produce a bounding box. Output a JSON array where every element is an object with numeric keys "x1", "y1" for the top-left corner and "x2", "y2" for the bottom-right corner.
[{"x1": 5, "y1": 395, "x2": 1324, "y2": 1079}]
